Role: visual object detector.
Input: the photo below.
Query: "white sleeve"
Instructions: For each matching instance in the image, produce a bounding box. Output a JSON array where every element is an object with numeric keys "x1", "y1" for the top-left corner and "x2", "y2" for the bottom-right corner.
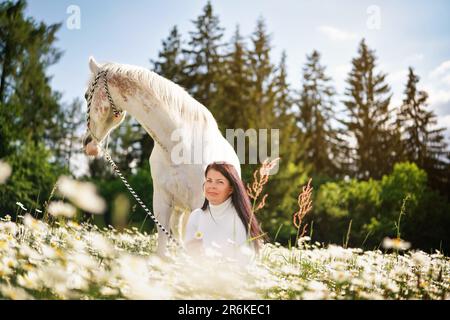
[
  {"x1": 233, "y1": 215, "x2": 250, "y2": 247},
  {"x1": 183, "y1": 209, "x2": 201, "y2": 243}
]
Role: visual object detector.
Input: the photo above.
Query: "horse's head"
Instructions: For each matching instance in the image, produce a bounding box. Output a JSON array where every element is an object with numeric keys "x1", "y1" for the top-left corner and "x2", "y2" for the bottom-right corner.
[{"x1": 82, "y1": 57, "x2": 127, "y2": 157}]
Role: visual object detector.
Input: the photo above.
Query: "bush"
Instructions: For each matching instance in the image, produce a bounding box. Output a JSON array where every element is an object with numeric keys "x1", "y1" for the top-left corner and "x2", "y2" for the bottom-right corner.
[
  {"x1": 0, "y1": 141, "x2": 67, "y2": 218},
  {"x1": 312, "y1": 162, "x2": 450, "y2": 253}
]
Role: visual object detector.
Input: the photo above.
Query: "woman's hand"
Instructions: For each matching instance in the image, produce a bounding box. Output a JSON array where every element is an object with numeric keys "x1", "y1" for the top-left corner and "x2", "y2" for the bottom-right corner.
[{"x1": 186, "y1": 238, "x2": 204, "y2": 256}]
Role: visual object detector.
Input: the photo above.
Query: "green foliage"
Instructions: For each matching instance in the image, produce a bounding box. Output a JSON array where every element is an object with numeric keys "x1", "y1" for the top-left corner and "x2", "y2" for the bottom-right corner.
[
  {"x1": 151, "y1": 25, "x2": 187, "y2": 86},
  {"x1": 313, "y1": 162, "x2": 450, "y2": 253},
  {"x1": 0, "y1": 0, "x2": 68, "y2": 217},
  {"x1": 0, "y1": 0, "x2": 62, "y2": 146},
  {"x1": 0, "y1": 142, "x2": 67, "y2": 217},
  {"x1": 380, "y1": 162, "x2": 427, "y2": 211},
  {"x1": 314, "y1": 177, "x2": 381, "y2": 247},
  {"x1": 90, "y1": 166, "x2": 154, "y2": 232}
]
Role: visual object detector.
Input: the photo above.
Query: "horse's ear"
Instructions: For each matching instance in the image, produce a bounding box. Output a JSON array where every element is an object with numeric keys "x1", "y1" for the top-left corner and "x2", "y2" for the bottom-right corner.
[{"x1": 89, "y1": 56, "x2": 100, "y2": 73}]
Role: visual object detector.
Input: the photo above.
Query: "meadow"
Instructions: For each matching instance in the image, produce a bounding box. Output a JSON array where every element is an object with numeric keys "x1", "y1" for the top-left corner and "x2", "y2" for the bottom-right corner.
[{"x1": 1, "y1": 212, "x2": 448, "y2": 300}]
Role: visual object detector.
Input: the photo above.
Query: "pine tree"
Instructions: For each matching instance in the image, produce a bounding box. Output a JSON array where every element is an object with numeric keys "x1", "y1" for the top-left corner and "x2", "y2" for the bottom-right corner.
[
  {"x1": 341, "y1": 39, "x2": 397, "y2": 180},
  {"x1": 247, "y1": 17, "x2": 276, "y2": 129},
  {"x1": 140, "y1": 25, "x2": 188, "y2": 167},
  {"x1": 266, "y1": 51, "x2": 310, "y2": 218},
  {"x1": 182, "y1": 1, "x2": 225, "y2": 114},
  {"x1": 273, "y1": 51, "x2": 299, "y2": 165},
  {"x1": 214, "y1": 25, "x2": 252, "y2": 131},
  {"x1": 151, "y1": 25, "x2": 187, "y2": 86},
  {"x1": 296, "y1": 50, "x2": 343, "y2": 177},
  {"x1": 397, "y1": 67, "x2": 450, "y2": 197}
]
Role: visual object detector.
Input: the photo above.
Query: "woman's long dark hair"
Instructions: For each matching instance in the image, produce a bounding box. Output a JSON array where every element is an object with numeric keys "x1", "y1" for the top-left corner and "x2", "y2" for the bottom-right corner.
[{"x1": 201, "y1": 162, "x2": 267, "y2": 252}]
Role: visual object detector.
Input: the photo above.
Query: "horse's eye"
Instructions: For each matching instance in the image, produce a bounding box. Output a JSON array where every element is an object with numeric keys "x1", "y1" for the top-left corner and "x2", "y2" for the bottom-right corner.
[{"x1": 84, "y1": 92, "x2": 88, "y2": 100}]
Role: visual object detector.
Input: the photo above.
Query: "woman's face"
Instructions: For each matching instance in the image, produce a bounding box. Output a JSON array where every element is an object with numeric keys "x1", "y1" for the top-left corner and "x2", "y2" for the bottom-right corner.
[{"x1": 204, "y1": 169, "x2": 233, "y2": 205}]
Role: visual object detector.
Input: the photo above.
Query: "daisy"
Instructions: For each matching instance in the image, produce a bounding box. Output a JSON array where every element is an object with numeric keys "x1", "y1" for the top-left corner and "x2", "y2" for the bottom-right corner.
[{"x1": 194, "y1": 231, "x2": 203, "y2": 240}]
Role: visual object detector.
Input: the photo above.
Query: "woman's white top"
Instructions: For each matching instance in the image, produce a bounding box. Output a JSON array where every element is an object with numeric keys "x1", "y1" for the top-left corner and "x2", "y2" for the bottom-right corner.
[{"x1": 183, "y1": 196, "x2": 255, "y2": 264}]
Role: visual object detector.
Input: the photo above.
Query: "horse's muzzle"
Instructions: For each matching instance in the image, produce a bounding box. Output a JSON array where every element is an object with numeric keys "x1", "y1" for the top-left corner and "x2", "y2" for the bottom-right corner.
[
  {"x1": 83, "y1": 134, "x2": 100, "y2": 157},
  {"x1": 85, "y1": 141, "x2": 100, "y2": 157}
]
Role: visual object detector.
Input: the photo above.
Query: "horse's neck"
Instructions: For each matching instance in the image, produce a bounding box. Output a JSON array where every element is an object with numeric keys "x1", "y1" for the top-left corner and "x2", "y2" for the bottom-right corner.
[
  {"x1": 123, "y1": 87, "x2": 211, "y2": 158},
  {"x1": 109, "y1": 67, "x2": 216, "y2": 157},
  {"x1": 124, "y1": 96, "x2": 177, "y2": 155}
]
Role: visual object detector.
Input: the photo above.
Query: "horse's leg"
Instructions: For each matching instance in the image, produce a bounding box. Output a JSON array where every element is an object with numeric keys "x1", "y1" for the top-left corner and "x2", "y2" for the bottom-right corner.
[{"x1": 152, "y1": 186, "x2": 173, "y2": 258}]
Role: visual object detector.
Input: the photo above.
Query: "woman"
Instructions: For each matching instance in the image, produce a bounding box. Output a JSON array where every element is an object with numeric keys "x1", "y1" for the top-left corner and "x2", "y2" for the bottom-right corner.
[{"x1": 183, "y1": 161, "x2": 267, "y2": 264}]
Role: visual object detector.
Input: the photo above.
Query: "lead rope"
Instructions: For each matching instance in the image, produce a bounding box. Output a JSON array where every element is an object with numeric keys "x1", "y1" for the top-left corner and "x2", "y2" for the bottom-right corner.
[
  {"x1": 100, "y1": 145, "x2": 181, "y2": 248},
  {"x1": 86, "y1": 70, "x2": 181, "y2": 249}
]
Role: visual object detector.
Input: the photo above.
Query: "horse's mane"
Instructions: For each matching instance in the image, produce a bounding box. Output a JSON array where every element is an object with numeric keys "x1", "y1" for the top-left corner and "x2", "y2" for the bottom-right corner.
[{"x1": 102, "y1": 62, "x2": 218, "y2": 130}]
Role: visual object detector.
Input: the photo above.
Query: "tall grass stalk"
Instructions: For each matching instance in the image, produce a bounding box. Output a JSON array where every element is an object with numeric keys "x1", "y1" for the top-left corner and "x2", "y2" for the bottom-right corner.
[
  {"x1": 344, "y1": 219, "x2": 352, "y2": 249},
  {"x1": 246, "y1": 158, "x2": 280, "y2": 239},
  {"x1": 293, "y1": 178, "x2": 313, "y2": 247},
  {"x1": 396, "y1": 194, "x2": 411, "y2": 240}
]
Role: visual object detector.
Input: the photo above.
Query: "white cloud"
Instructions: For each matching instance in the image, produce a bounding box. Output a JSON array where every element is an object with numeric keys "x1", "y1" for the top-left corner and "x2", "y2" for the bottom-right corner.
[
  {"x1": 429, "y1": 60, "x2": 450, "y2": 79},
  {"x1": 421, "y1": 60, "x2": 450, "y2": 141},
  {"x1": 425, "y1": 88, "x2": 450, "y2": 112},
  {"x1": 317, "y1": 26, "x2": 358, "y2": 41},
  {"x1": 443, "y1": 74, "x2": 450, "y2": 87},
  {"x1": 424, "y1": 60, "x2": 450, "y2": 116}
]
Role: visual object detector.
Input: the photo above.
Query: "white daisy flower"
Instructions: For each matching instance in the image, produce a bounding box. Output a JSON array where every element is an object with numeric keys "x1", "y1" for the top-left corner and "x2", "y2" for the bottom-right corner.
[
  {"x1": 48, "y1": 201, "x2": 77, "y2": 218},
  {"x1": 382, "y1": 237, "x2": 411, "y2": 251},
  {"x1": 57, "y1": 175, "x2": 106, "y2": 214}
]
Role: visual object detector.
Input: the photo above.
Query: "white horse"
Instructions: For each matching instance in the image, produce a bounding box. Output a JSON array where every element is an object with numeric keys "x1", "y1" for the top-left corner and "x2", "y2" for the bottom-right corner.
[{"x1": 82, "y1": 57, "x2": 241, "y2": 257}]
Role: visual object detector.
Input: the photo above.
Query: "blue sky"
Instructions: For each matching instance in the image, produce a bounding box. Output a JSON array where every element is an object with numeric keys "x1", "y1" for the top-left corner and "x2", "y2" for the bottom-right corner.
[{"x1": 26, "y1": 0, "x2": 450, "y2": 140}]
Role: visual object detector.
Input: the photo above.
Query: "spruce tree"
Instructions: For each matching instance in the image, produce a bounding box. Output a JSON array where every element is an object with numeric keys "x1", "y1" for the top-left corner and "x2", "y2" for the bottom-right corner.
[
  {"x1": 397, "y1": 67, "x2": 449, "y2": 197},
  {"x1": 296, "y1": 50, "x2": 343, "y2": 177},
  {"x1": 182, "y1": 1, "x2": 225, "y2": 114},
  {"x1": 341, "y1": 39, "x2": 396, "y2": 180},
  {"x1": 247, "y1": 17, "x2": 276, "y2": 129},
  {"x1": 266, "y1": 51, "x2": 310, "y2": 219},
  {"x1": 151, "y1": 25, "x2": 187, "y2": 86},
  {"x1": 214, "y1": 25, "x2": 252, "y2": 131},
  {"x1": 140, "y1": 25, "x2": 188, "y2": 167}
]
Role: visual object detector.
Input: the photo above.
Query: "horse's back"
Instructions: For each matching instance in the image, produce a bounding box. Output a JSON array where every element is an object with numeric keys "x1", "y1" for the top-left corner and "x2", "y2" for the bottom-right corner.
[{"x1": 204, "y1": 133, "x2": 241, "y2": 177}]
